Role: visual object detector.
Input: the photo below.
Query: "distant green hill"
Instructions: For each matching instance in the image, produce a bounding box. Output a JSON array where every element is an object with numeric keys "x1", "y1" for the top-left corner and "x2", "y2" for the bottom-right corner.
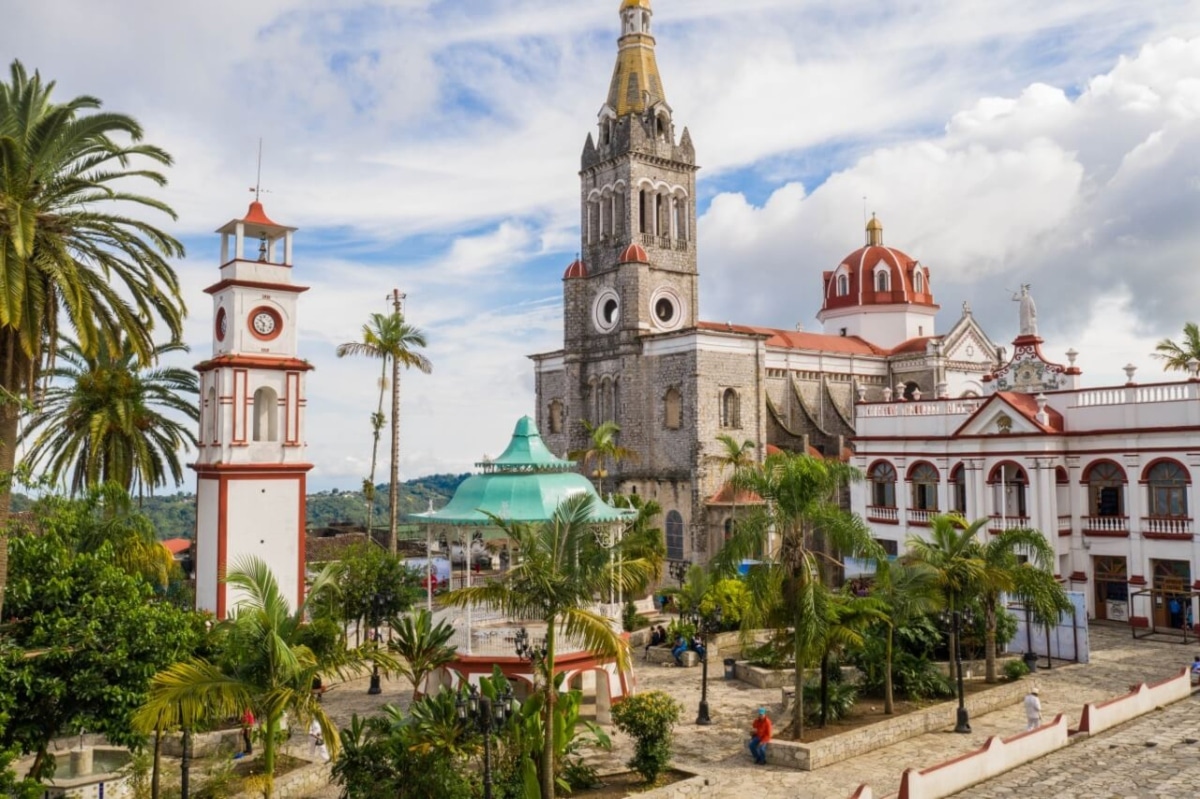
[{"x1": 10, "y1": 474, "x2": 469, "y2": 540}]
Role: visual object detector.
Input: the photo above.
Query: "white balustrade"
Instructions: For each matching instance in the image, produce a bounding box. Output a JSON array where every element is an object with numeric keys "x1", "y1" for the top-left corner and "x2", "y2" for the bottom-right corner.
[
  {"x1": 1082, "y1": 516, "x2": 1128, "y2": 534},
  {"x1": 988, "y1": 514, "x2": 1031, "y2": 532},
  {"x1": 1141, "y1": 516, "x2": 1194, "y2": 536},
  {"x1": 1057, "y1": 515, "x2": 1072, "y2": 532},
  {"x1": 868, "y1": 506, "x2": 899, "y2": 523},
  {"x1": 907, "y1": 508, "x2": 936, "y2": 525}
]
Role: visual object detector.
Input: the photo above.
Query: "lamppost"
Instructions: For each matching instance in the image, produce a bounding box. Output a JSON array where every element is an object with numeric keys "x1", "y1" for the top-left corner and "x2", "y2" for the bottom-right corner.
[
  {"x1": 669, "y1": 560, "x2": 689, "y2": 588},
  {"x1": 947, "y1": 605, "x2": 972, "y2": 733},
  {"x1": 368, "y1": 590, "x2": 389, "y2": 695},
  {"x1": 514, "y1": 626, "x2": 548, "y2": 670},
  {"x1": 457, "y1": 683, "x2": 514, "y2": 799},
  {"x1": 683, "y1": 604, "x2": 723, "y2": 725}
]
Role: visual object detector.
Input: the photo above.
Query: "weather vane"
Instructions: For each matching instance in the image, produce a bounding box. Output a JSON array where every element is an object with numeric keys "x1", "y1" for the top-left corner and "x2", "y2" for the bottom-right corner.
[{"x1": 249, "y1": 138, "x2": 270, "y2": 201}]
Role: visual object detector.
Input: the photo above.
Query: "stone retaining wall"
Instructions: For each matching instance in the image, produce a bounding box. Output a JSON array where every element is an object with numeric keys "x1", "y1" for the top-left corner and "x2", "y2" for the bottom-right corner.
[
  {"x1": 1076, "y1": 666, "x2": 1190, "y2": 736},
  {"x1": 230, "y1": 759, "x2": 330, "y2": 799},
  {"x1": 766, "y1": 679, "x2": 1029, "y2": 770}
]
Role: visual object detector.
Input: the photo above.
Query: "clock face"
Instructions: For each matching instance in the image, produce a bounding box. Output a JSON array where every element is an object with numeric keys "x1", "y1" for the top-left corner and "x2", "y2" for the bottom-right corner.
[
  {"x1": 215, "y1": 308, "x2": 227, "y2": 341},
  {"x1": 247, "y1": 306, "x2": 282, "y2": 341}
]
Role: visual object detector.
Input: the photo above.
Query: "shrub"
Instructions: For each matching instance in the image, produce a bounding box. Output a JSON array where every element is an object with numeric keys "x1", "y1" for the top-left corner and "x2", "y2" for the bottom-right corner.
[
  {"x1": 853, "y1": 634, "x2": 953, "y2": 702},
  {"x1": 622, "y1": 600, "x2": 645, "y2": 633},
  {"x1": 1003, "y1": 658, "x2": 1030, "y2": 681},
  {"x1": 665, "y1": 619, "x2": 696, "y2": 645},
  {"x1": 611, "y1": 691, "x2": 681, "y2": 783},
  {"x1": 698, "y1": 578, "x2": 752, "y2": 631},
  {"x1": 802, "y1": 679, "x2": 858, "y2": 724},
  {"x1": 745, "y1": 638, "x2": 793, "y2": 669}
]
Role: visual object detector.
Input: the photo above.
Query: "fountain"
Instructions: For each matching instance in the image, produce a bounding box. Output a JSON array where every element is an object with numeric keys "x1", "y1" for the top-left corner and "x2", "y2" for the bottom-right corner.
[{"x1": 18, "y1": 745, "x2": 133, "y2": 798}]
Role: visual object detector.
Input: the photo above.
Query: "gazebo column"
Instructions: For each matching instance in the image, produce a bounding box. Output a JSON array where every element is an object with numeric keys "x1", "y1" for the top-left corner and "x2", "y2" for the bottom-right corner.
[{"x1": 595, "y1": 669, "x2": 613, "y2": 725}]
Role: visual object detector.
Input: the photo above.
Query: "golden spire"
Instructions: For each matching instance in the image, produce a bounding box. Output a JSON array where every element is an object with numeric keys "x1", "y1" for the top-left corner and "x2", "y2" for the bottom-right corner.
[
  {"x1": 607, "y1": 0, "x2": 666, "y2": 116},
  {"x1": 866, "y1": 213, "x2": 883, "y2": 246}
]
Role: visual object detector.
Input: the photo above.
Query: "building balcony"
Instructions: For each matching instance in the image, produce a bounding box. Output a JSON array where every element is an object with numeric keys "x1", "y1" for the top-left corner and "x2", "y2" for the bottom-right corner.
[
  {"x1": 988, "y1": 514, "x2": 1030, "y2": 533},
  {"x1": 1057, "y1": 515, "x2": 1071, "y2": 536},
  {"x1": 1082, "y1": 515, "x2": 1130, "y2": 537},
  {"x1": 907, "y1": 508, "x2": 936, "y2": 526},
  {"x1": 867, "y1": 506, "x2": 899, "y2": 524},
  {"x1": 1141, "y1": 516, "x2": 1194, "y2": 539}
]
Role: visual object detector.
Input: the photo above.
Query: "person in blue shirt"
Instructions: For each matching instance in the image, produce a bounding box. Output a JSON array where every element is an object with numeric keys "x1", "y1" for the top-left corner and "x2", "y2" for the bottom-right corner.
[{"x1": 672, "y1": 634, "x2": 689, "y2": 666}]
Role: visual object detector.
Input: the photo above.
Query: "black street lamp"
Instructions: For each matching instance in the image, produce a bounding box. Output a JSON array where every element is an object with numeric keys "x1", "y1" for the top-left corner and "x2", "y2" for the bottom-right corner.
[
  {"x1": 368, "y1": 590, "x2": 390, "y2": 695},
  {"x1": 684, "y1": 604, "x2": 723, "y2": 725},
  {"x1": 949, "y1": 607, "x2": 971, "y2": 734},
  {"x1": 668, "y1": 560, "x2": 689, "y2": 588},
  {"x1": 458, "y1": 683, "x2": 514, "y2": 799},
  {"x1": 514, "y1": 627, "x2": 548, "y2": 669}
]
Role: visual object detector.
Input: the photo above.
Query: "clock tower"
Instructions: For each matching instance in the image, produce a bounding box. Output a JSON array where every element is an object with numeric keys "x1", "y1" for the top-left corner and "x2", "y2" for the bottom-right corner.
[{"x1": 193, "y1": 201, "x2": 313, "y2": 618}]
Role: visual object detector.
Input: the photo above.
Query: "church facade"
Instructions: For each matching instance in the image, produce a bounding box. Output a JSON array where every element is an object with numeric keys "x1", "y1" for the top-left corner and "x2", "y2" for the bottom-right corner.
[{"x1": 531, "y1": 0, "x2": 1002, "y2": 564}]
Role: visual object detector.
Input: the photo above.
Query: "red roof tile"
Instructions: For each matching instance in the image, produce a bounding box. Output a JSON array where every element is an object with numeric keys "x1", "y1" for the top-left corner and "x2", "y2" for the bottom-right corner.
[
  {"x1": 243, "y1": 201, "x2": 279, "y2": 227},
  {"x1": 697, "y1": 321, "x2": 886, "y2": 355},
  {"x1": 706, "y1": 480, "x2": 764, "y2": 506},
  {"x1": 995, "y1": 391, "x2": 1064, "y2": 432},
  {"x1": 161, "y1": 538, "x2": 192, "y2": 555},
  {"x1": 890, "y1": 336, "x2": 935, "y2": 355},
  {"x1": 619, "y1": 244, "x2": 650, "y2": 264},
  {"x1": 563, "y1": 259, "x2": 588, "y2": 279}
]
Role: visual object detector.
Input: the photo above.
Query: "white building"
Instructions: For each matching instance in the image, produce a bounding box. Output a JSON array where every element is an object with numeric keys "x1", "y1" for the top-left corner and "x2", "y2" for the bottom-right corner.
[{"x1": 851, "y1": 294, "x2": 1200, "y2": 630}]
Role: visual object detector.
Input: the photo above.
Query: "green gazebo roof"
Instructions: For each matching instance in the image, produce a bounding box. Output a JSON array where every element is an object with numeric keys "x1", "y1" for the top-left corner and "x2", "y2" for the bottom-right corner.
[{"x1": 410, "y1": 416, "x2": 635, "y2": 526}]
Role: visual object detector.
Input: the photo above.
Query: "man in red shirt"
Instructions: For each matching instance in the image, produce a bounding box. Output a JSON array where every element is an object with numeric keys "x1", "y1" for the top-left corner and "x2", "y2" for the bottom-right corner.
[
  {"x1": 749, "y1": 707, "x2": 772, "y2": 765},
  {"x1": 241, "y1": 708, "x2": 256, "y2": 755}
]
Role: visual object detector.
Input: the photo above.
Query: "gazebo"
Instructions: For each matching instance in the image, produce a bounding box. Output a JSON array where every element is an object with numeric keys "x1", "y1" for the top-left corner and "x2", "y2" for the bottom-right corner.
[{"x1": 409, "y1": 416, "x2": 637, "y2": 722}]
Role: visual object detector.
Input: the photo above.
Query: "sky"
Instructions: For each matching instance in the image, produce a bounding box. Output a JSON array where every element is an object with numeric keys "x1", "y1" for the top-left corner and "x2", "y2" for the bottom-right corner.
[{"x1": 5, "y1": 0, "x2": 1200, "y2": 491}]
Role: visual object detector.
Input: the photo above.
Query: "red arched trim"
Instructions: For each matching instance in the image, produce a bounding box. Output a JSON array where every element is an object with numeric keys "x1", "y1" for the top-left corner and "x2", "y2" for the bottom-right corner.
[
  {"x1": 1081, "y1": 459, "x2": 1126, "y2": 484},
  {"x1": 906, "y1": 460, "x2": 940, "y2": 481},
  {"x1": 1140, "y1": 458, "x2": 1191, "y2": 484},
  {"x1": 949, "y1": 462, "x2": 965, "y2": 482},
  {"x1": 867, "y1": 459, "x2": 897, "y2": 480},
  {"x1": 987, "y1": 461, "x2": 1027, "y2": 484},
  {"x1": 1055, "y1": 466, "x2": 1069, "y2": 484}
]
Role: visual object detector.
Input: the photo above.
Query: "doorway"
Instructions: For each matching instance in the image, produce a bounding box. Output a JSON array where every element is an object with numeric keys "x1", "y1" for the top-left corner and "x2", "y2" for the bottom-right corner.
[
  {"x1": 1092, "y1": 556, "x2": 1128, "y2": 621},
  {"x1": 1151, "y1": 559, "x2": 1191, "y2": 631}
]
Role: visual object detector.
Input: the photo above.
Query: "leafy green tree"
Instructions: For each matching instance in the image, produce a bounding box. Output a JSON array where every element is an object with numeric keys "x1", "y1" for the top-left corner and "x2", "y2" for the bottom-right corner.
[
  {"x1": 332, "y1": 544, "x2": 422, "y2": 644},
  {"x1": 1154, "y1": 322, "x2": 1200, "y2": 372},
  {"x1": 714, "y1": 449, "x2": 882, "y2": 739},
  {"x1": 610, "y1": 691, "x2": 681, "y2": 784},
  {"x1": 18, "y1": 336, "x2": 197, "y2": 499},
  {"x1": 332, "y1": 711, "x2": 477, "y2": 799},
  {"x1": 0, "y1": 528, "x2": 202, "y2": 779},
  {"x1": 336, "y1": 312, "x2": 432, "y2": 552},
  {"x1": 388, "y1": 609, "x2": 456, "y2": 700},
  {"x1": 870, "y1": 561, "x2": 943, "y2": 713},
  {"x1": 0, "y1": 60, "x2": 186, "y2": 618},
  {"x1": 813, "y1": 590, "x2": 886, "y2": 727},
  {"x1": 134, "y1": 557, "x2": 382, "y2": 796},
  {"x1": 568, "y1": 420, "x2": 637, "y2": 498},
  {"x1": 443, "y1": 494, "x2": 650, "y2": 799}
]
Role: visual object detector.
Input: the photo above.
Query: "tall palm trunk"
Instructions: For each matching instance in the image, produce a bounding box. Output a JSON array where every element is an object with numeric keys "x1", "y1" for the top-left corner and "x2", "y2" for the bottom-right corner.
[
  {"x1": 884, "y1": 625, "x2": 895, "y2": 714},
  {"x1": 365, "y1": 358, "x2": 387, "y2": 536},
  {"x1": 0, "y1": 394, "x2": 20, "y2": 619},
  {"x1": 263, "y1": 714, "x2": 279, "y2": 797},
  {"x1": 541, "y1": 621, "x2": 558, "y2": 799},
  {"x1": 984, "y1": 597, "x2": 999, "y2": 683},
  {"x1": 388, "y1": 353, "x2": 400, "y2": 555},
  {"x1": 151, "y1": 717, "x2": 164, "y2": 799}
]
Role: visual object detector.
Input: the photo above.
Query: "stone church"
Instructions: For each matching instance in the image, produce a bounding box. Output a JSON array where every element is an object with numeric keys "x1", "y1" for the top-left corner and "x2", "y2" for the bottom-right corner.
[{"x1": 531, "y1": 0, "x2": 1003, "y2": 564}]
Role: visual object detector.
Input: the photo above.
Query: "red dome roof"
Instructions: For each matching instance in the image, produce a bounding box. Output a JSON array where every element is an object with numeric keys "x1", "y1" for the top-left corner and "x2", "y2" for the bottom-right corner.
[
  {"x1": 618, "y1": 243, "x2": 650, "y2": 264},
  {"x1": 820, "y1": 224, "x2": 935, "y2": 313},
  {"x1": 243, "y1": 201, "x2": 279, "y2": 227},
  {"x1": 563, "y1": 259, "x2": 588, "y2": 279}
]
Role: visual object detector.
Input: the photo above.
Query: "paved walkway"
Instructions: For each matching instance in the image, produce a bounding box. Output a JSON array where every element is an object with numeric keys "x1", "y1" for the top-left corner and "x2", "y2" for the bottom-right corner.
[{"x1": 299, "y1": 624, "x2": 1199, "y2": 798}]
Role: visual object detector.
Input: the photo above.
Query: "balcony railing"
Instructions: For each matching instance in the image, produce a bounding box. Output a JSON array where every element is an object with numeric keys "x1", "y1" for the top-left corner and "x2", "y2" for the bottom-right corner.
[
  {"x1": 867, "y1": 506, "x2": 899, "y2": 523},
  {"x1": 907, "y1": 508, "x2": 936, "y2": 526},
  {"x1": 989, "y1": 514, "x2": 1030, "y2": 533},
  {"x1": 1141, "y1": 516, "x2": 1194, "y2": 538},
  {"x1": 1083, "y1": 515, "x2": 1129, "y2": 536},
  {"x1": 1057, "y1": 515, "x2": 1071, "y2": 532}
]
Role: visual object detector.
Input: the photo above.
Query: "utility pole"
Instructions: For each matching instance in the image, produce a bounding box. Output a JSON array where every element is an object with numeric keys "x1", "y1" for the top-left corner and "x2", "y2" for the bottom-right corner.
[{"x1": 389, "y1": 289, "x2": 406, "y2": 555}]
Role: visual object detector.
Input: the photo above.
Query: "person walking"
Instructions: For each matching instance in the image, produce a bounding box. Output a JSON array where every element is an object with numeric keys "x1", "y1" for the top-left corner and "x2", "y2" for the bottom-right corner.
[
  {"x1": 309, "y1": 718, "x2": 330, "y2": 763},
  {"x1": 240, "y1": 708, "x2": 256, "y2": 755},
  {"x1": 748, "y1": 707, "x2": 772, "y2": 765},
  {"x1": 1024, "y1": 686, "x2": 1042, "y2": 731}
]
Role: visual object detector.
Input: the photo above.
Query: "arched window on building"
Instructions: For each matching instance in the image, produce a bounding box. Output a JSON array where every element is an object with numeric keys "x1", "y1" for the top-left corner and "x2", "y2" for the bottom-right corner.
[
  {"x1": 1146, "y1": 460, "x2": 1189, "y2": 517},
  {"x1": 664, "y1": 387, "x2": 682, "y2": 430},
  {"x1": 252, "y1": 386, "x2": 279, "y2": 442},
  {"x1": 720, "y1": 388, "x2": 741, "y2": 429},
  {"x1": 836, "y1": 273, "x2": 849, "y2": 296},
  {"x1": 613, "y1": 191, "x2": 625, "y2": 238},
  {"x1": 548, "y1": 400, "x2": 564, "y2": 434},
  {"x1": 876, "y1": 270, "x2": 890, "y2": 292},
  {"x1": 599, "y1": 379, "x2": 615, "y2": 424},
  {"x1": 949, "y1": 463, "x2": 967, "y2": 514},
  {"x1": 909, "y1": 462, "x2": 939, "y2": 512},
  {"x1": 1084, "y1": 460, "x2": 1125, "y2": 518},
  {"x1": 665, "y1": 510, "x2": 685, "y2": 561},
  {"x1": 988, "y1": 462, "x2": 1028, "y2": 520},
  {"x1": 868, "y1": 461, "x2": 897, "y2": 508},
  {"x1": 913, "y1": 269, "x2": 924, "y2": 293}
]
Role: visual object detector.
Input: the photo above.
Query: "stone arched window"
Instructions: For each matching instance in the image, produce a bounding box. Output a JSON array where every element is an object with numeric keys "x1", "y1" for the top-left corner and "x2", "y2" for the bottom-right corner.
[
  {"x1": 613, "y1": 190, "x2": 625, "y2": 238},
  {"x1": 1083, "y1": 460, "x2": 1125, "y2": 517},
  {"x1": 949, "y1": 463, "x2": 967, "y2": 514},
  {"x1": 665, "y1": 510, "x2": 685, "y2": 561},
  {"x1": 1146, "y1": 460, "x2": 1189, "y2": 518},
  {"x1": 836, "y1": 273, "x2": 849, "y2": 296},
  {"x1": 599, "y1": 378, "x2": 615, "y2": 424},
  {"x1": 909, "y1": 462, "x2": 939, "y2": 511},
  {"x1": 598, "y1": 190, "x2": 610, "y2": 239},
  {"x1": 548, "y1": 400, "x2": 564, "y2": 434},
  {"x1": 664, "y1": 387, "x2": 682, "y2": 430},
  {"x1": 252, "y1": 386, "x2": 278, "y2": 442},
  {"x1": 206, "y1": 386, "x2": 218, "y2": 444},
  {"x1": 720, "y1": 388, "x2": 741, "y2": 429},
  {"x1": 868, "y1": 461, "x2": 897, "y2": 508}
]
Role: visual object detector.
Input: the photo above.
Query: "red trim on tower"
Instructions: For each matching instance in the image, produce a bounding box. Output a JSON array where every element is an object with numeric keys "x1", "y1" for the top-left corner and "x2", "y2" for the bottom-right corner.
[
  {"x1": 192, "y1": 462, "x2": 314, "y2": 474},
  {"x1": 196, "y1": 355, "x2": 315, "y2": 373},
  {"x1": 232, "y1": 369, "x2": 248, "y2": 444},
  {"x1": 204, "y1": 278, "x2": 309, "y2": 295}
]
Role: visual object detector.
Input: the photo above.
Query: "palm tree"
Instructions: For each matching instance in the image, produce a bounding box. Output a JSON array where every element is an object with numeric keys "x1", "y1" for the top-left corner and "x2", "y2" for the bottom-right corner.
[
  {"x1": 814, "y1": 590, "x2": 886, "y2": 727},
  {"x1": 134, "y1": 557, "x2": 380, "y2": 794},
  {"x1": 0, "y1": 60, "x2": 186, "y2": 617},
  {"x1": 1154, "y1": 322, "x2": 1200, "y2": 373},
  {"x1": 336, "y1": 311, "x2": 432, "y2": 552},
  {"x1": 388, "y1": 608, "x2": 457, "y2": 700},
  {"x1": 871, "y1": 561, "x2": 943, "y2": 713},
  {"x1": 977, "y1": 526, "x2": 1069, "y2": 683},
  {"x1": 903, "y1": 514, "x2": 987, "y2": 684},
  {"x1": 715, "y1": 434, "x2": 756, "y2": 546},
  {"x1": 568, "y1": 420, "x2": 637, "y2": 498},
  {"x1": 714, "y1": 449, "x2": 882, "y2": 739},
  {"x1": 442, "y1": 494, "x2": 651, "y2": 799},
  {"x1": 19, "y1": 336, "x2": 198, "y2": 499},
  {"x1": 610, "y1": 493, "x2": 665, "y2": 597}
]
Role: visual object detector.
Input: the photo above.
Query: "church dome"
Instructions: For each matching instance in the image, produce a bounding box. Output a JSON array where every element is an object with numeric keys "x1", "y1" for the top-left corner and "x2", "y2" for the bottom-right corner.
[
  {"x1": 563, "y1": 258, "x2": 588, "y2": 279},
  {"x1": 820, "y1": 215, "x2": 934, "y2": 313},
  {"x1": 619, "y1": 243, "x2": 650, "y2": 264}
]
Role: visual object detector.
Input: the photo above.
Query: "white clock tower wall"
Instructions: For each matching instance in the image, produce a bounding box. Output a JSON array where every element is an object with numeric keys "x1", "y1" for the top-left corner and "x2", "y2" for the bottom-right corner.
[{"x1": 193, "y1": 201, "x2": 313, "y2": 619}]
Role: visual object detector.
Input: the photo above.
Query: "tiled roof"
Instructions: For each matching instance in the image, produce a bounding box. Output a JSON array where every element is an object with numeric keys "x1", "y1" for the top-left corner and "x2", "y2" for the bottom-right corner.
[
  {"x1": 696, "y1": 321, "x2": 887, "y2": 355},
  {"x1": 160, "y1": 538, "x2": 192, "y2": 556}
]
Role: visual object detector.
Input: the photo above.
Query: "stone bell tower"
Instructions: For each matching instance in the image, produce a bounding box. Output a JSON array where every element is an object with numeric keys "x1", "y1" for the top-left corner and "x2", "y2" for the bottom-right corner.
[{"x1": 193, "y1": 200, "x2": 313, "y2": 618}]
